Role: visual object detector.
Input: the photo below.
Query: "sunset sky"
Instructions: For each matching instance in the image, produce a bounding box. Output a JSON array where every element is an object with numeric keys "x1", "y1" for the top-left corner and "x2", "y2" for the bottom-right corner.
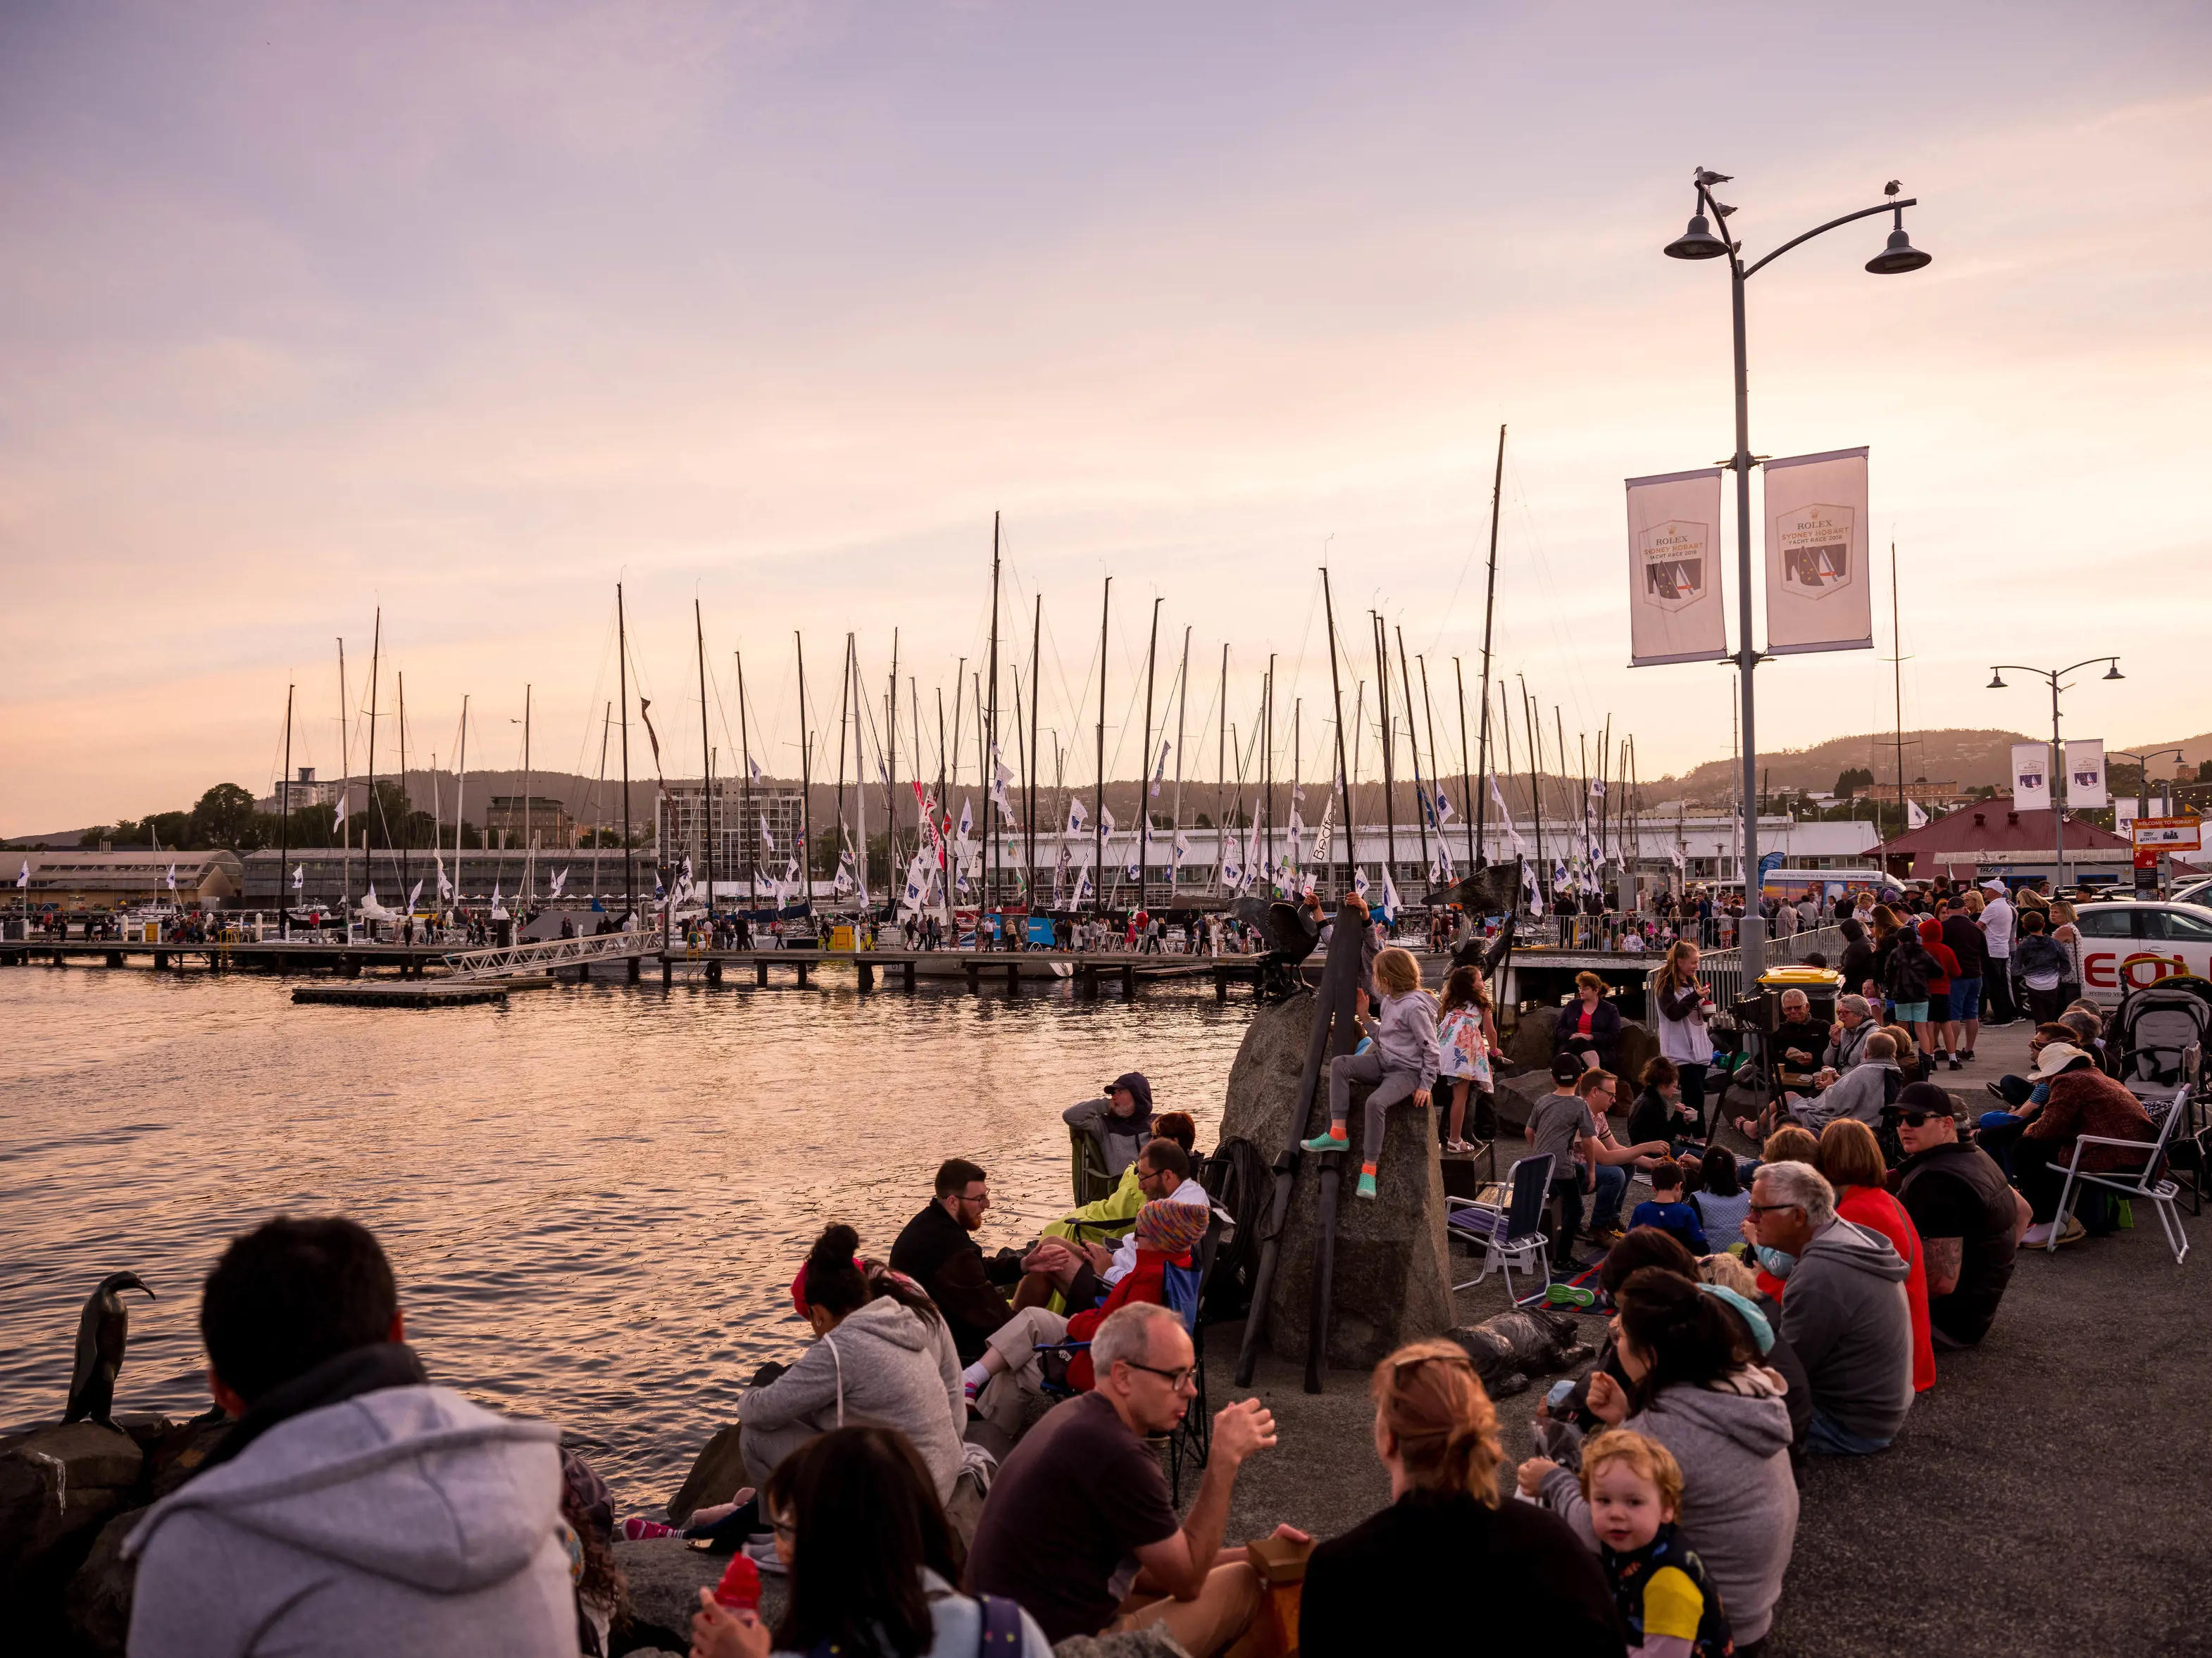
[{"x1": 4, "y1": 2, "x2": 2208, "y2": 834}]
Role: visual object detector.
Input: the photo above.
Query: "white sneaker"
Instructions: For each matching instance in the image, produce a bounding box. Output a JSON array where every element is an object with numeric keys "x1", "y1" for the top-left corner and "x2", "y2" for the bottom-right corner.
[
  {"x1": 743, "y1": 1535, "x2": 788, "y2": 1576},
  {"x1": 2021, "y1": 1222, "x2": 2054, "y2": 1248}
]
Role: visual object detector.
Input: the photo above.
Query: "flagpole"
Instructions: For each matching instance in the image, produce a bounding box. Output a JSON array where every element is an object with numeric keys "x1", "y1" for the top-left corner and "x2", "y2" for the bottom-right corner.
[
  {"x1": 365, "y1": 609, "x2": 380, "y2": 934},
  {"x1": 592, "y1": 701, "x2": 609, "y2": 911},
  {"x1": 1520, "y1": 677, "x2": 1546, "y2": 905},
  {"x1": 887, "y1": 629, "x2": 901, "y2": 893},
  {"x1": 835, "y1": 633, "x2": 852, "y2": 919},
  {"x1": 1290, "y1": 698, "x2": 1301, "y2": 895},
  {"x1": 1416, "y1": 654, "x2": 1446, "y2": 873},
  {"x1": 398, "y1": 670, "x2": 409, "y2": 923},
  {"x1": 1141, "y1": 597, "x2": 1161, "y2": 920},
  {"x1": 522, "y1": 684, "x2": 533, "y2": 924},
  {"x1": 1371, "y1": 615, "x2": 1398, "y2": 924},
  {"x1": 1214, "y1": 643, "x2": 1228, "y2": 898},
  {"x1": 1171, "y1": 625, "x2": 1189, "y2": 902},
  {"x1": 851, "y1": 636, "x2": 869, "y2": 919},
  {"x1": 987, "y1": 514, "x2": 1001, "y2": 929},
  {"x1": 1396, "y1": 626, "x2": 1430, "y2": 896},
  {"x1": 456, "y1": 696, "x2": 469, "y2": 912},
  {"x1": 1261, "y1": 652, "x2": 1275, "y2": 900},
  {"x1": 796, "y1": 631, "x2": 813, "y2": 929},
  {"x1": 1028, "y1": 600, "x2": 1042, "y2": 920}
]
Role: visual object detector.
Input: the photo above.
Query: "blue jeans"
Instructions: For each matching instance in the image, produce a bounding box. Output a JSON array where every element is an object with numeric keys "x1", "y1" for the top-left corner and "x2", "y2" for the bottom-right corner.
[
  {"x1": 1949, "y1": 977, "x2": 1982, "y2": 1022},
  {"x1": 1591, "y1": 1162, "x2": 1628, "y2": 1231},
  {"x1": 1807, "y1": 1407, "x2": 1893, "y2": 1456}
]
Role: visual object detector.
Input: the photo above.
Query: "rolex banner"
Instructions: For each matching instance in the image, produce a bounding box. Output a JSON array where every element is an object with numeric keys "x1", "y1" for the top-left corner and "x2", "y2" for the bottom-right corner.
[
  {"x1": 2063, "y1": 738, "x2": 2108, "y2": 810},
  {"x1": 1625, "y1": 467, "x2": 1728, "y2": 667},
  {"x1": 2011, "y1": 742, "x2": 2051, "y2": 812},
  {"x1": 1761, "y1": 446, "x2": 1871, "y2": 655}
]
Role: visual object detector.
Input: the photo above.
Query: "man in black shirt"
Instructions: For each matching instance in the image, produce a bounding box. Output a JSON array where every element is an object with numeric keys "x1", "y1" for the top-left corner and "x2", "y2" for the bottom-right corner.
[
  {"x1": 1940, "y1": 896, "x2": 1990, "y2": 1062},
  {"x1": 1887, "y1": 1084, "x2": 2028, "y2": 1346},
  {"x1": 888, "y1": 1158, "x2": 1025, "y2": 1362}
]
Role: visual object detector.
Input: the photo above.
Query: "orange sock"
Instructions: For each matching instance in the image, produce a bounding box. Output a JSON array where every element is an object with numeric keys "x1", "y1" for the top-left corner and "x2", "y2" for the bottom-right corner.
[
  {"x1": 1361, "y1": 1161, "x2": 1377, "y2": 1176},
  {"x1": 1328, "y1": 1123, "x2": 1347, "y2": 1141}
]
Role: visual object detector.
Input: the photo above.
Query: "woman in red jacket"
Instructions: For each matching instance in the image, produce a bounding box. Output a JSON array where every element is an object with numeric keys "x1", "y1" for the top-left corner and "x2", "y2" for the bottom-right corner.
[{"x1": 1816, "y1": 1119, "x2": 1935, "y2": 1393}]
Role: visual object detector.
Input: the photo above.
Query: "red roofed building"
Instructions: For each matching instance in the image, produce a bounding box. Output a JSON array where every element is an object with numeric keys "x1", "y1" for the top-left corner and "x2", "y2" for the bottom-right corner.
[{"x1": 1870, "y1": 796, "x2": 2132, "y2": 882}]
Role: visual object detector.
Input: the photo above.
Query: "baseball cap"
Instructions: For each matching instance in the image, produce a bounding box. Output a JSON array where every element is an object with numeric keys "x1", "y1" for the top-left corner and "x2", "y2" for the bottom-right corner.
[
  {"x1": 1884, "y1": 1081, "x2": 1962, "y2": 1123},
  {"x1": 1980, "y1": 879, "x2": 2006, "y2": 892},
  {"x1": 1550, "y1": 1053, "x2": 1585, "y2": 1084}
]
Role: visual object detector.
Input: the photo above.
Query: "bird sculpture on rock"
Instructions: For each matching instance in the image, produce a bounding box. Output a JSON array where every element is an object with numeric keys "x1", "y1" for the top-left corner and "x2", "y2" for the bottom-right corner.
[{"x1": 64, "y1": 1272, "x2": 155, "y2": 1428}]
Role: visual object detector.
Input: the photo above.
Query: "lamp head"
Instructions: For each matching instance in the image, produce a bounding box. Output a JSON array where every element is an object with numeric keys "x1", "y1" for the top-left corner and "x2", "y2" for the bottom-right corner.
[
  {"x1": 1866, "y1": 208, "x2": 1932, "y2": 275},
  {"x1": 1987, "y1": 670, "x2": 2007, "y2": 690},
  {"x1": 1665, "y1": 213, "x2": 1731, "y2": 261},
  {"x1": 2103, "y1": 662, "x2": 2124, "y2": 681}
]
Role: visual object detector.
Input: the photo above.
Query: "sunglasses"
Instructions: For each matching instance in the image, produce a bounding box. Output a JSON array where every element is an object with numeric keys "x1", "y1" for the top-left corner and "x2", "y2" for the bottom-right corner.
[{"x1": 1746, "y1": 1201, "x2": 1803, "y2": 1216}]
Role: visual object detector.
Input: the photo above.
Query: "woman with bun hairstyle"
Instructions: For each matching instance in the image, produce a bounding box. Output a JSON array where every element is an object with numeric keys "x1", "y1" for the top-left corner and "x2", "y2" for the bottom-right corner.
[
  {"x1": 736, "y1": 1224, "x2": 966, "y2": 1502},
  {"x1": 1518, "y1": 1267, "x2": 1798, "y2": 1650},
  {"x1": 1299, "y1": 1340, "x2": 1624, "y2": 1655}
]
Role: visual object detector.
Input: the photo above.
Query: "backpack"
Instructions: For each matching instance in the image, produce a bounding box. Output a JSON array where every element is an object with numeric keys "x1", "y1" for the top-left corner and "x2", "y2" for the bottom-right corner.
[{"x1": 1196, "y1": 1136, "x2": 1270, "y2": 1321}]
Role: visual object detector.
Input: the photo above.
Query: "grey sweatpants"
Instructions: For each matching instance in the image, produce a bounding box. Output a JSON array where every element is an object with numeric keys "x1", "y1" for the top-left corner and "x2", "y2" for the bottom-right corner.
[{"x1": 1328, "y1": 1046, "x2": 1423, "y2": 1160}]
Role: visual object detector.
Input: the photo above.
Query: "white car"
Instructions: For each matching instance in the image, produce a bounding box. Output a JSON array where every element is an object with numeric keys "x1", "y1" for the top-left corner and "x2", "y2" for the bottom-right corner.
[
  {"x1": 2168, "y1": 874, "x2": 2212, "y2": 909},
  {"x1": 2068, "y1": 901, "x2": 2212, "y2": 1003}
]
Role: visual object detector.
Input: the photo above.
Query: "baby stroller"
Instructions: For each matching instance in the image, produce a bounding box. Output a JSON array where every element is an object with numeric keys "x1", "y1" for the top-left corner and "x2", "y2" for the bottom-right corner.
[{"x1": 2108, "y1": 976, "x2": 2212, "y2": 1212}]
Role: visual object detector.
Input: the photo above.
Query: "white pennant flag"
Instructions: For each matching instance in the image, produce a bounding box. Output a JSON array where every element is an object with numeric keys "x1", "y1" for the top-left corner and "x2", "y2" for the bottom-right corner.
[
  {"x1": 434, "y1": 855, "x2": 451, "y2": 898},
  {"x1": 1150, "y1": 741, "x2": 1170, "y2": 798},
  {"x1": 332, "y1": 791, "x2": 349, "y2": 827},
  {"x1": 1066, "y1": 797, "x2": 1087, "y2": 834},
  {"x1": 406, "y1": 878, "x2": 424, "y2": 912},
  {"x1": 1906, "y1": 800, "x2": 1929, "y2": 830},
  {"x1": 758, "y1": 814, "x2": 776, "y2": 853},
  {"x1": 1435, "y1": 786, "x2": 1456, "y2": 825},
  {"x1": 548, "y1": 867, "x2": 568, "y2": 898},
  {"x1": 749, "y1": 755, "x2": 763, "y2": 783},
  {"x1": 1101, "y1": 804, "x2": 1118, "y2": 834},
  {"x1": 1523, "y1": 860, "x2": 1544, "y2": 918},
  {"x1": 1354, "y1": 866, "x2": 1370, "y2": 900},
  {"x1": 1380, "y1": 869, "x2": 1401, "y2": 925},
  {"x1": 165, "y1": 864, "x2": 177, "y2": 891},
  {"x1": 1173, "y1": 830, "x2": 1192, "y2": 867},
  {"x1": 15, "y1": 860, "x2": 27, "y2": 889},
  {"x1": 958, "y1": 797, "x2": 973, "y2": 842},
  {"x1": 292, "y1": 863, "x2": 306, "y2": 891}
]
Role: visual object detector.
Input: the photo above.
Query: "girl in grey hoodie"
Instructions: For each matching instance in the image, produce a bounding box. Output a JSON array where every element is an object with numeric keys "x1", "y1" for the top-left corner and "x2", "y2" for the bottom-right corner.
[
  {"x1": 1303, "y1": 946, "x2": 1441, "y2": 1202},
  {"x1": 739, "y1": 1226, "x2": 966, "y2": 1501},
  {"x1": 1519, "y1": 1267, "x2": 1799, "y2": 1646}
]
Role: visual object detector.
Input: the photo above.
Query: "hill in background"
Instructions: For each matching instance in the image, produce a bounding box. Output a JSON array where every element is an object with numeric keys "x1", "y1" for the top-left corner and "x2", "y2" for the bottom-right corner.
[{"x1": 1650, "y1": 728, "x2": 2212, "y2": 802}]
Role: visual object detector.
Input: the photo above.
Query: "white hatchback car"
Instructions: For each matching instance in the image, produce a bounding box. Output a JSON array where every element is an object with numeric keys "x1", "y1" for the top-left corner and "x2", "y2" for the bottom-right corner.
[{"x1": 2068, "y1": 901, "x2": 2212, "y2": 1003}]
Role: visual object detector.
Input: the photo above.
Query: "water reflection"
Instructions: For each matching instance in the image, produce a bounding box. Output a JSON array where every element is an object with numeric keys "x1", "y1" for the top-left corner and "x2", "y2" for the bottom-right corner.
[{"x1": 0, "y1": 967, "x2": 1250, "y2": 1504}]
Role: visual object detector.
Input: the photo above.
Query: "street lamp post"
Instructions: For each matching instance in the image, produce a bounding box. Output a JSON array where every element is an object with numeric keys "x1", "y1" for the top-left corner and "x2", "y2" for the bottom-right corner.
[
  {"x1": 1663, "y1": 171, "x2": 1930, "y2": 979},
  {"x1": 2111, "y1": 746, "x2": 2184, "y2": 825},
  {"x1": 1987, "y1": 658, "x2": 2124, "y2": 891}
]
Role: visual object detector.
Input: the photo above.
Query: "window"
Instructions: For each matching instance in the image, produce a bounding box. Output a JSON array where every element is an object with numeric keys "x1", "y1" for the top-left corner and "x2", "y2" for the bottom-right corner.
[
  {"x1": 2143, "y1": 907, "x2": 2212, "y2": 942},
  {"x1": 2073, "y1": 908, "x2": 2135, "y2": 939}
]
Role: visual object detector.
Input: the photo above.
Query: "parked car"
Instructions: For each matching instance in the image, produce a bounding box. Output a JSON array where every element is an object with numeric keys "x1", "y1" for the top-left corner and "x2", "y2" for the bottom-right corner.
[{"x1": 2069, "y1": 901, "x2": 2212, "y2": 1003}]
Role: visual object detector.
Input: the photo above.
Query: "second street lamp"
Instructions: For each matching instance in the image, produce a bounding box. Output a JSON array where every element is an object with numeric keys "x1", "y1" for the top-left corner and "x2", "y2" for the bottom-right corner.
[
  {"x1": 1663, "y1": 170, "x2": 1931, "y2": 979},
  {"x1": 1987, "y1": 657, "x2": 2123, "y2": 891}
]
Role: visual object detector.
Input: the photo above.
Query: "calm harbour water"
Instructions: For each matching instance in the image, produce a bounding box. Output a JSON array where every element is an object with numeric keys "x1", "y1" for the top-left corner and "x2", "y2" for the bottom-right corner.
[{"x1": 0, "y1": 966, "x2": 1251, "y2": 1506}]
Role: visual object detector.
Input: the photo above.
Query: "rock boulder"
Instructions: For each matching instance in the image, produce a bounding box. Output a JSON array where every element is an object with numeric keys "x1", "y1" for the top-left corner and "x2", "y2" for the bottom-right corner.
[
  {"x1": 1215, "y1": 993, "x2": 1454, "y2": 1374},
  {"x1": 0, "y1": 1422, "x2": 144, "y2": 1631},
  {"x1": 666, "y1": 1424, "x2": 745, "y2": 1527}
]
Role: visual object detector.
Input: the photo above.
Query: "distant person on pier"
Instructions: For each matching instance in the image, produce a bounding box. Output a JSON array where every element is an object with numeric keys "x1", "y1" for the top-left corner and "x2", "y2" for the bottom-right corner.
[
  {"x1": 123, "y1": 1217, "x2": 576, "y2": 1658},
  {"x1": 889, "y1": 1160, "x2": 1023, "y2": 1364}
]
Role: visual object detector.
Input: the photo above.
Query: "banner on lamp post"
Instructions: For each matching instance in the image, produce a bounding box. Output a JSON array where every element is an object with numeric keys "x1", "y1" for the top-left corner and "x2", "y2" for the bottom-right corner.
[
  {"x1": 2011, "y1": 742, "x2": 2052, "y2": 812},
  {"x1": 1761, "y1": 447, "x2": 1871, "y2": 655},
  {"x1": 1625, "y1": 467, "x2": 1728, "y2": 667},
  {"x1": 2063, "y1": 739, "x2": 2108, "y2": 810}
]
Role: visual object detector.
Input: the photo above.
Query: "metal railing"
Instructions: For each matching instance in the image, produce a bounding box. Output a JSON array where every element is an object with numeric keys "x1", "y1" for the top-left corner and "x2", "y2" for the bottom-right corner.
[{"x1": 442, "y1": 931, "x2": 649, "y2": 981}]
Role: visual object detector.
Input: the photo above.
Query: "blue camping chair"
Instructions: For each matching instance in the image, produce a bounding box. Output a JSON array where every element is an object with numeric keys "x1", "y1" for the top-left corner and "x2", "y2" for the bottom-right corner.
[{"x1": 1446, "y1": 1153, "x2": 1556, "y2": 1305}]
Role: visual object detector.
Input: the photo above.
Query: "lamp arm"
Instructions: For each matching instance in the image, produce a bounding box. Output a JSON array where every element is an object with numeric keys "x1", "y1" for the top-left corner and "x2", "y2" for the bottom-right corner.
[
  {"x1": 1741, "y1": 200, "x2": 1914, "y2": 280},
  {"x1": 2054, "y1": 655, "x2": 2120, "y2": 681}
]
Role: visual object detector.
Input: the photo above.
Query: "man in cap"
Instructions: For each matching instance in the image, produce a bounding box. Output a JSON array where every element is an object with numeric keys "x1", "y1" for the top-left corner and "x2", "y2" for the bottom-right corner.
[
  {"x1": 1887, "y1": 1083, "x2": 2029, "y2": 1346},
  {"x1": 1979, "y1": 879, "x2": 2017, "y2": 1025}
]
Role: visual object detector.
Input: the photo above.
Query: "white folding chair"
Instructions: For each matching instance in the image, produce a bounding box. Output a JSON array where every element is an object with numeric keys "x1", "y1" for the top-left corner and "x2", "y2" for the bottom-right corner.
[
  {"x1": 1447, "y1": 1153, "x2": 1555, "y2": 1305},
  {"x1": 2047, "y1": 1083, "x2": 2191, "y2": 1266}
]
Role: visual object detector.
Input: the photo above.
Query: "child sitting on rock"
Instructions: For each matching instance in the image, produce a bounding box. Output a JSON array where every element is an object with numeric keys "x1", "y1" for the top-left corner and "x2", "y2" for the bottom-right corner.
[
  {"x1": 1628, "y1": 1160, "x2": 1710, "y2": 1257},
  {"x1": 1304, "y1": 946, "x2": 1439, "y2": 1201},
  {"x1": 1580, "y1": 1428, "x2": 1733, "y2": 1658}
]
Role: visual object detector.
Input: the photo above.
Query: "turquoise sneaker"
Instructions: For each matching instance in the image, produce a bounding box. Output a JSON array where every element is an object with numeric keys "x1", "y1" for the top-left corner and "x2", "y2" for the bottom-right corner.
[
  {"x1": 1356, "y1": 1170, "x2": 1379, "y2": 1200},
  {"x1": 1301, "y1": 1130, "x2": 1349, "y2": 1154}
]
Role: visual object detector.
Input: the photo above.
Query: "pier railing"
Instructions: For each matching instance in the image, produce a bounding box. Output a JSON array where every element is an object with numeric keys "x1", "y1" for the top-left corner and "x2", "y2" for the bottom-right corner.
[
  {"x1": 1642, "y1": 923, "x2": 1848, "y2": 1014},
  {"x1": 442, "y1": 931, "x2": 650, "y2": 981}
]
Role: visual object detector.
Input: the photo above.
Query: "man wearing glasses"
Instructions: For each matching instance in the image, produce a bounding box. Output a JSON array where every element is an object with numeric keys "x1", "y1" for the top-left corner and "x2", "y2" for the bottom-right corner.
[
  {"x1": 968, "y1": 1302, "x2": 1306, "y2": 1657},
  {"x1": 1886, "y1": 1082, "x2": 2028, "y2": 1348},
  {"x1": 889, "y1": 1158, "x2": 1024, "y2": 1364}
]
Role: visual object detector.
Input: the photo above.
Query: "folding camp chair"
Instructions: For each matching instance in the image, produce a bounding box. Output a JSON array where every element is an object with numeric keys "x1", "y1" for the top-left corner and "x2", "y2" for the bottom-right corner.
[
  {"x1": 1446, "y1": 1153, "x2": 1555, "y2": 1305},
  {"x1": 2047, "y1": 1082, "x2": 2192, "y2": 1266}
]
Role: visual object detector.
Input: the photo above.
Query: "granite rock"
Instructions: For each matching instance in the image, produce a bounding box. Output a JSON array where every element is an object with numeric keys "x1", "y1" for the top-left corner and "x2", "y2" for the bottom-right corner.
[
  {"x1": 1215, "y1": 993, "x2": 1454, "y2": 1374},
  {"x1": 61, "y1": 1504, "x2": 146, "y2": 1658},
  {"x1": 667, "y1": 1423, "x2": 745, "y2": 1526},
  {"x1": 615, "y1": 1537, "x2": 787, "y2": 1640},
  {"x1": 0, "y1": 1422, "x2": 144, "y2": 1631}
]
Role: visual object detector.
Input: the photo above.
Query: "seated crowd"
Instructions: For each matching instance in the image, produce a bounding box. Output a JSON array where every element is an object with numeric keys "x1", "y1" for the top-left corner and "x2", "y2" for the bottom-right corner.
[{"x1": 120, "y1": 964, "x2": 2170, "y2": 1658}]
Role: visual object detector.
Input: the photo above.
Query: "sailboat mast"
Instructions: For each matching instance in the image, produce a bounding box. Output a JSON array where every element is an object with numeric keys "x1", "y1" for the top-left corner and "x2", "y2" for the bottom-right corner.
[
  {"x1": 1028, "y1": 598, "x2": 1041, "y2": 907},
  {"x1": 618, "y1": 585, "x2": 634, "y2": 925},
  {"x1": 1396, "y1": 626, "x2": 1430, "y2": 889},
  {"x1": 1094, "y1": 578, "x2": 1109, "y2": 917},
  {"x1": 1475, "y1": 423, "x2": 1505, "y2": 858},
  {"x1": 1171, "y1": 626, "x2": 1189, "y2": 899},
  {"x1": 279, "y1": 684, "x2": 293, "y2": 931},
  {"x1": 796, "y1": 632, "x2": 812, "y2": 924},
  {"x1": 852, "y1": 639, "x2": 868, "y2": 912},
  {"x1": 1140, "y1": 598, "x2": 1161, "y2": 916},
  {"x1": 696, "y1": 602, "x2": 716, "y2": 924},
  {"x1": 456, "y1": 696, "x2": 469, "y2": 905},
  {"x1": 1416, "y1": 655, "x2": 1442, "y2": 870},
  {"x1": 737, "y1": 653, "x2": 756, "y2": 915},
  {"x1": 835, "y1": 635, "x2": 852, "y2": 911},
  {"x1": 887, "y1": 630, "x2": 901, "y2": 881},
  {"x1": 592, "y1": 701, "x2": 608, "y2": 905},
  {"x1": 365, "y1": 609, "x2": 380, "y2": 907},
  {"x1": 521, "y1": 685, "x2": 533, "y2": 915},
  {"x1": 987, "y1": 515, "x2": 1001, "y2": 920},
  {"x1": 397, "y1": 672, "x2": 408, "y2": 907},
  {"x1": 936, "y1": 687, "x2": 949, "y2": 924},
  {"x1": 1453, "y1": 657, "x2": 1476, "y2": 868},
  {"x1": 1890, "y1": 540, "x2": 1906, "y2": 831},
  {"x1": 1520, "y1": 677, "x2": 1545, "y2": 901},
  {"x1": 1320, "y1": 568, "x2": 1356, "y2": 905},
  {"x1": 337, "y1": 638, "x2": 351, "y2": 929},
  {"x1": 1262, "y1": 653, "x2": 1275, "y2": 896},
  {"x1": 1371, "y1": 615, "x2": 1398, "y2": 911},
  {"x1": 1214, "y1": 643, "x2": 1228, "y2": 895}
]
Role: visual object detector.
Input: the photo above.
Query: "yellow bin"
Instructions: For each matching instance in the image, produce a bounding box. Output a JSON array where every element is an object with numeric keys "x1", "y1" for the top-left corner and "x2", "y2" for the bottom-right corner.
[{"x1": 829, "y1": 924, "x2": 857, "y2": 952}]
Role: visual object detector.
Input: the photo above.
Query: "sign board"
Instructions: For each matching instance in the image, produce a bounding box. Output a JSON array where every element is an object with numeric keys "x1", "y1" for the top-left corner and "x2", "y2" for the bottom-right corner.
[
  {"x1": 2010, "y1": 743, "x2": 2051, "y2": 812},
  {"x1": 2132, "y1": 816, "x2": 2202, "y2": 853},
  {"x1": 1625, "y1": 467, "x2": 1730, "y2": 665},
  {"x1": 1761, "y1": 447, "x2": 1872, "y2": 655}
]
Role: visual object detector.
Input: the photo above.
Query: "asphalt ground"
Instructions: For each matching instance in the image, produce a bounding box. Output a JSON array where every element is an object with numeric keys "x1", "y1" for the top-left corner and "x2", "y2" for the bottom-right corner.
[{"x1": 1209, "y1": 1014, "x2": 2209, "y2": 1657}]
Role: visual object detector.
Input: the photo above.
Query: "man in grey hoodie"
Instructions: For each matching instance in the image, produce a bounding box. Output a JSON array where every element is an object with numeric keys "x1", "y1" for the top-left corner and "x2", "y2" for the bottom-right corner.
[
  {"x1": 125, "y1": 1217, "x2": 575, "y2": 1658},
  {"x1": 1751, "y1": 1163, "x2": 1915, "y2": 1455}
]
